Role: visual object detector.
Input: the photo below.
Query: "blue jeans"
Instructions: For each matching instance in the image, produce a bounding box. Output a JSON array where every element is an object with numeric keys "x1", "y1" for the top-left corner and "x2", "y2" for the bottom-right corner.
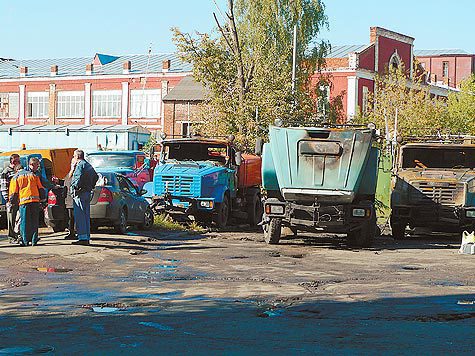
[
  {"x1": 19, "y1": 202, "x2": 40, "y2": 245},
  {"x1": 73, "y1": 191, "x2": 91, "y2": 241}
]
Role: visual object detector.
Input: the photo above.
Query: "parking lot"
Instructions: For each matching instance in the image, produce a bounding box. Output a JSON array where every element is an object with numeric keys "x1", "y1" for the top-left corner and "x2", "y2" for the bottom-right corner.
[{"x1": 0, "y1": 226, "x2": 473, "y2": 354}]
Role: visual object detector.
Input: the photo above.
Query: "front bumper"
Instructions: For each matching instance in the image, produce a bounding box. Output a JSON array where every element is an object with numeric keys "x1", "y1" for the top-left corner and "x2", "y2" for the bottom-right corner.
[
  {"x1": 392, "y1": 204, "x2": 475, "y2": 228},
  {"x1": 263, "y1": 198, "x2": 373, "y2": 232},
  {"x1": 151, "y1": 194, "x2": 216, "y2": 214}
]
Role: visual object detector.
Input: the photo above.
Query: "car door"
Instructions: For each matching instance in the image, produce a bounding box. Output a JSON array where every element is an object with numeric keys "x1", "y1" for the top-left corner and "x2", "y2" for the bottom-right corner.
[{"x1": 116, "y1": 175, "x2": 139, "y2": 222}]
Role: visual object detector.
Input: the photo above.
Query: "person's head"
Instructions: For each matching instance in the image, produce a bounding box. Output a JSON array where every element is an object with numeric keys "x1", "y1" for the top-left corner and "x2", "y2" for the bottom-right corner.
[
  {"x1": 13, "y1": 163, "x2": 23, "y2": 172},
  {"x1": 74, "y1": 149, "x2": 85, "y2": 161},
  {"x1": 9, "y1": 154, "x2": 20, "y2": 167},
  {"x1": 29, "y1": 157, "x2": 40, "y2": 172}
]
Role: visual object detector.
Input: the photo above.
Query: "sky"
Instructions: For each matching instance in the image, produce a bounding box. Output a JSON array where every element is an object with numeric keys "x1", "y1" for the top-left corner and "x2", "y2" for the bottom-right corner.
[{"x1": 1, "y1": 0, "x2": 473, "y2": 59}]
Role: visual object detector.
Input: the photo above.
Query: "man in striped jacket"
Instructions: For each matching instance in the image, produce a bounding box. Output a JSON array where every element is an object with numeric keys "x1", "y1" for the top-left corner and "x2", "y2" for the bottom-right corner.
[{"x1": 9, "y1": 157, "x2": 45, "y2": 246}]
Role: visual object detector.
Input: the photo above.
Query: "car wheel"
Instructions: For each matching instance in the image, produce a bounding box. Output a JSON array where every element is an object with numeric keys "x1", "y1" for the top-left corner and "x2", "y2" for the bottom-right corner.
[
  {"x1": 139, "y1": 207, "x2": 154, "y2": 230},
  {"x1": 114, "y1": 208, "x2": 128, "y2": 234}
]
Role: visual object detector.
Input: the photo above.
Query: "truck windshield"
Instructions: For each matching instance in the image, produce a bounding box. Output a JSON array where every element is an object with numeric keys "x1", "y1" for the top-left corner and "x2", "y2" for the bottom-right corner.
[
  {"x1": 88, "y1": 154, "x2": 135, "y2": 169},
  {"x1": 402, "y1": 147, "x2": 475, "y2": 169},
  {"x1": 163, "y1": 143, "x2": 228, "y2": 165}
]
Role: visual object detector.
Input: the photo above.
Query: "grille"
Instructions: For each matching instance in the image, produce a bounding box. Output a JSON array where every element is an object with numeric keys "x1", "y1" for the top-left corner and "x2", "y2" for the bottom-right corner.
[
  {"x1": 411, "y1": 181, "x2": 463, "y2": 206},
  {"x1": 159, "y1": 175, "x2": 198, "y2": 197}
]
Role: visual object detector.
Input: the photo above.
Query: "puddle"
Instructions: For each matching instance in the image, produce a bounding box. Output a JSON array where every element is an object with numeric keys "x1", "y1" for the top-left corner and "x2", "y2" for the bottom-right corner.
[
  {"x1": 258, "y1": 308, "x2": 285, "y2": 318},
  {"x1": 0, "y1": 345, "x2": 55, "y2": 354},
  {"x1": 139, "y1": 322, "x2": 174, "y2": 331},
  {"x1": 36, "y1": 268, "x2": 72, "y2": 273},
  {"x1": 430, "y1": 281, "x2": 464, "y2": 287},
  {"x1": 401, "y1": 266, "x2": 422, "y2": 271},
  {"x1": 457, "y1": 300, "x2": 475, "y2": 305},
  {"x1": 82, "y1": 303, "x2": 127, "y2": 313},
  {"x1": 226, "y1": 256, "x2": 249, "y2": 260},
  {"x1": 92, "y1": 307, "x2": 120, "y2": 313},
  {"x1": 155, "y1": 265, "x2": 178, "y2": 269},
  {"x1": 166, "y1": 259, "x2": 180, "y2": 263},
  {"x1": 268, "y1": 252, "x2": 280, "y2": 257},
  {"x1": 411, "y1": 312, "x2": 475, "y2": 322}
]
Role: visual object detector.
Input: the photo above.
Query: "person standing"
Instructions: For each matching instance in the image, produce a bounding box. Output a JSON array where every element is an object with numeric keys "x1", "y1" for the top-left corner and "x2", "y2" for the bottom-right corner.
[
  {"x1": 1, "y1": 154, "x2": 21, "y2": 243},
  {"x1": 9, "y1": 157, "x2": 45, "y2": 247},
  {"x1": 70, "y1": 150, "x2": 98, "y2": 246},
  {"x1": 64, "y1": 158, "x2": 76, "y2": 240}
]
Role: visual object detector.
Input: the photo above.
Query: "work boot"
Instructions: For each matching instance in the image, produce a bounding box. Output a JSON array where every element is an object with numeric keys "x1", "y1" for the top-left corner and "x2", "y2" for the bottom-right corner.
[
  {"x1": 64, "y1": 233, "x2": 76, "y2": 240},
  {"x1": 71, "y1": 240, "x2": 90, "y2": 246}
]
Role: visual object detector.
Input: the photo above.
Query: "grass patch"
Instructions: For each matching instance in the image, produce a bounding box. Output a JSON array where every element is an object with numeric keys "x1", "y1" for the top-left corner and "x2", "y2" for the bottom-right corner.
[{"x1": 153, "y1": 214, "x2": 207, "y2": 234}]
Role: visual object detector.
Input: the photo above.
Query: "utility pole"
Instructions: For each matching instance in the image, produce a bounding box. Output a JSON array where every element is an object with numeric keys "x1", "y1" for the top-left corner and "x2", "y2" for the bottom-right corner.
[{"x1": 291, "y1": 23, "x2": 297, "y2": 97}]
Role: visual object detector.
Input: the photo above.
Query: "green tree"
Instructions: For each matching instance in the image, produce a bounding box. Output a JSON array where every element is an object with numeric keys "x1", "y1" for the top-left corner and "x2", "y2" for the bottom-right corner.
[
  {"x1": 172, "y1": 0, "x2": 329, "y2": 150},
  {"x1": 447, "y1": 74, "x2": 475, "y2": 134},
  {"x1": 358, "y1": 66, "x2": 448, "y2": 139}
]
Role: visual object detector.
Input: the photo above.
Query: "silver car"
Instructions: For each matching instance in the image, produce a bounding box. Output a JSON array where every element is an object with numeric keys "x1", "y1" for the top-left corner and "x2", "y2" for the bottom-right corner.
[{"x1": 91, "y1": 171, "x2": 154, "y2": 234}]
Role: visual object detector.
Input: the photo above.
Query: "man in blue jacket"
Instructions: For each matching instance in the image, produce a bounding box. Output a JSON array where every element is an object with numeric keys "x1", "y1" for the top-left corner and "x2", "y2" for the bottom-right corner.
[{"x1": 70, "y1": 149, "x2": 98, "y2": 246}]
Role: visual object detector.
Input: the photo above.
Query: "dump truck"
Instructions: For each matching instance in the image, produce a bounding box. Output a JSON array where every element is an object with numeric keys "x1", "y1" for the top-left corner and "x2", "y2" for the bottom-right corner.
[
  {"x1": 146, "y1": 136, "x2": 262, "y2": 227},
  {"x1": 261, "y1": 124, "x2": 379, "y2": 247},
  {"x1": 390, "y1": 136, "x2": 475, "y2": 238}
]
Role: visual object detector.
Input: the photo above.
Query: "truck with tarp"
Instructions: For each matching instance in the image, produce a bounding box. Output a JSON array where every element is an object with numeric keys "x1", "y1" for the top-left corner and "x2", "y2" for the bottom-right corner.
[
  {"x1": 146, "y1": 135, "x2": 262, "y2": 227},
  {"x1": 261, "y1": 123, "x2": 380, "y2": 247},
  {"x1": 390, "y1": 136, "x2": 475, "y2": 238}
]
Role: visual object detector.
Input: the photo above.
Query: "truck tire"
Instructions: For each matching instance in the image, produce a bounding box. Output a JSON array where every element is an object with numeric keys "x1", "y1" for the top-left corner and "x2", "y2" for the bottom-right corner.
[
  {"x1": 263, "y1": 218, "x2": 282, "y2": 244},
  {"x1": 390, "y1": 217, "x2": 406, "y2": 240},
  {"x1": 214, "y1": 195, "x2": 229, "y2": 228},
  {"x1": 347, "y1": 220, "x2": 376, "y2": 248},
  {"x1": 247, "y1": 193, "x2": 263, "y2": 226}
]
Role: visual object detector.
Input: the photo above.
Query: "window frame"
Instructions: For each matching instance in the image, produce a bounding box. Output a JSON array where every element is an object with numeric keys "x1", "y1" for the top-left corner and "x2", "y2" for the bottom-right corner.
[
  {"x1": 56, "y1": 91, "x2": 85, "y2": 119},
  {"x1": 129, "y1": 89, "x2": 161, "y2": 118},
  {"x1": 0, "y1": 92, "x2": 19, "y2": 119},
  {"x1": 27, "y1": 91, "x2": 49, "y2": 118},
  {"x1": 92, "y1": 90, "x2": 122, "y2": 118}
]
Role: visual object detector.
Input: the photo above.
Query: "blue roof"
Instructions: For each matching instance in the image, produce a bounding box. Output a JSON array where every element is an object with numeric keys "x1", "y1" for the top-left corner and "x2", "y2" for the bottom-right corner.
[
  {"x1": 326, "y1": 45, "x2": 368, "y2": 58},
  {"x1": 0, "y1": 53, "x2": 192, "y2": 79},
  {"x1": 414, "y1": 49, "x2": 470, "y2": 56}
]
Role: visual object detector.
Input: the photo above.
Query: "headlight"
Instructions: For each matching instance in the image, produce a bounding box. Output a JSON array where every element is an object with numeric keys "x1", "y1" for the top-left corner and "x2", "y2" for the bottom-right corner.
[
  {"x1": 265, "y1": 204, "x2": 285, "y2": 215},
  {"x1": 199, "y1": 200, "x2": 214, "y2": 208},
  {"x1": 466, "y1": 210, "x2": 475, "y2": 218},
  {"x1": 352, "y1": 208, "x2": 367, "y2": 217}
]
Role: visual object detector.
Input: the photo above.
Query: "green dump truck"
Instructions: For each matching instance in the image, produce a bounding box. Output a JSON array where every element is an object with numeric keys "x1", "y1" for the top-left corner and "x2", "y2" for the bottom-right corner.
[{"x1": 261, "y1": 124, "x2": 380, "y2": 247}]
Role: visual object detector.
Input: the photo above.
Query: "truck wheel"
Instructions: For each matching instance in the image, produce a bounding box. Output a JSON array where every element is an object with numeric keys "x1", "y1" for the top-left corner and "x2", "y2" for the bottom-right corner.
[
  {"x1": 348, "y1": 220, "x2": 376, "y2": 248},
  {"x1": 214, "y1": 195, "x2": 229, "y2": 228},
  {"x1": 263, "y1": 218, "x2": 282, "y2": 244},
  {"x1": 247, "y1": 193, "x2": 263, "y2": 226},
  {"x1": 390, "y1": 217, "x2": 407, "y2": 240}
]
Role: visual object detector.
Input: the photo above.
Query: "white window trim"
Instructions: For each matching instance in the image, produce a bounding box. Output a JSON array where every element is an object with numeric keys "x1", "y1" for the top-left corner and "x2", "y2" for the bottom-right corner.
[
  {"x1": 92, "y1": 90, "x2": 122, "y2": 118},
  {"x1": 56, "y1": 91, "x2": 85, "y2": 119},
  {"x1": 0, "y1": 92, "x2": 19, "y2": 119},
  {"x1": 130, "y1": 89, "x2": 161, "y2": 118},
  {"x1": 27, "y1": 91, "x2": 49, "y2": 118}
]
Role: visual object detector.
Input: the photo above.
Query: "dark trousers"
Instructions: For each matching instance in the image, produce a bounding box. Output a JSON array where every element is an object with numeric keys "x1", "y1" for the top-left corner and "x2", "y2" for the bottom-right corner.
[
  {"x1": 6, "y1": 203, "x2": 19, "y2": 239},
  {"x1": 73, "y1": 191, "x2": 91, "y2": 241},
  {"x1": 19, "y1": 202, "x2": 40, "y2": 245},
  {"x1": 67, "y1": 208, "x2": 75, "y2": 237}
]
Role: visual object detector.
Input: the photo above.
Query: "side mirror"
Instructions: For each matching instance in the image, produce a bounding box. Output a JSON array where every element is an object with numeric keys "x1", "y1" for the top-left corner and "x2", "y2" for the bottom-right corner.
[
  {"x1": 139, "y1": 188, "x2": 147, "y2": 196},
  {"x1": 255, "y1": 138, "x2": 263, "y2": 156},
  {"x1": 235, "y1": 151, "x2": 242, "y2": 166},
  {"x1": 143, "y1": 158, "x2": 150, "y2": 169}
]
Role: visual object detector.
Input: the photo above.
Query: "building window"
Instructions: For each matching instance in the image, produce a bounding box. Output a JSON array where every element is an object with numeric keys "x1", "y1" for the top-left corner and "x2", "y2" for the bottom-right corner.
[
  {"x1": 130, "y1": 89, "x2": 161, "y2": 118},
  {"x1": 92, "y1": 90, "x2": 121, "y2": 118},
  {"x1": 181, "y1": 122, "x2": 191, "y2": 137},
  {"x1": 0, "y1": 93, "x2": 19, "y2": 118},
  {"x1": 27, "y1": 92, "x2": 49, "y2": 118},
  {"x1": 362, "y1": 86, "x2": 369, "y2": 116},
  {"x1": 442, "y1": 61, "x2": 449, "y2": 78},
  {"x1": 57, "y1": 91, "x2": 84, "y2": 118},
  {"x1": 389, "y1": 51, "x2": 401, "y2": 70}
]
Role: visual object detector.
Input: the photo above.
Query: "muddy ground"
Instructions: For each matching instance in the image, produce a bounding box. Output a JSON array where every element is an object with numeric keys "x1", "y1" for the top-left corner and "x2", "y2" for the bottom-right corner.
[{"x1": 0, "y1": 226, "x2": 473, "y2": 354}]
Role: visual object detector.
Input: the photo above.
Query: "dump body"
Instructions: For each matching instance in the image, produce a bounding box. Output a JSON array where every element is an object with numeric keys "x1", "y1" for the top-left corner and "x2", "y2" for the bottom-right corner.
[
  {"x1": 391, "y1": 143, "x2": 475, "y2": 233},
  {"x1": 262, "y1": 125, "x2": 379, "y2": 246},
  {"x1": 149, "y1": 137, "x2": 262, "y2": 227}
]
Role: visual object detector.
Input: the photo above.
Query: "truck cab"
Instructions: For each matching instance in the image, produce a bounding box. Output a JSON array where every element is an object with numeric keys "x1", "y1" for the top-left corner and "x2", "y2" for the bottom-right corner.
[
  {"x1": 261, "y1": 124, "x2": 379, "y2": 247},
  {"x1": 390, "y1": 138, "x2": 475, "y2": 238},
  {"x1": 149, "y1": 136, "x2": 262, "y2": 227}
]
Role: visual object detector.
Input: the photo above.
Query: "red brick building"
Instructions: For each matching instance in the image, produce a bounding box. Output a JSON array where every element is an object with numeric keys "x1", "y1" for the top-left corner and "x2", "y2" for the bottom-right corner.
[
  {"x1": 316, "y1": 27, "x2": 455, "y2": 120},
  {"x1": 415, "y1": 49, "x2": 475, "y2": 88},
  {"x1": 0, "y1": 53, "x2": 192, "y2": 132}
]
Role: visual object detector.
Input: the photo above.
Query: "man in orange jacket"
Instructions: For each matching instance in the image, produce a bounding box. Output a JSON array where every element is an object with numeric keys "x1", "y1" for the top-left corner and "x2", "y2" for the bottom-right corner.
[{"x1": 9, "y1": 157, "x2": 45, "y2": 246}]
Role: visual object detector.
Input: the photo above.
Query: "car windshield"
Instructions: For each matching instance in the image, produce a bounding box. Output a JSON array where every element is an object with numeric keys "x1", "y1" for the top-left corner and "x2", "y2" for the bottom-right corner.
[
  {"x1": 88, "y1": 154, "x2": 135, "y2": 169},
  {"x1": 162, "y1": 143, "x2": 228, "y2": 165},
  {"x1": 402, "y1": 147, "x2": 475, "y2": 169}
]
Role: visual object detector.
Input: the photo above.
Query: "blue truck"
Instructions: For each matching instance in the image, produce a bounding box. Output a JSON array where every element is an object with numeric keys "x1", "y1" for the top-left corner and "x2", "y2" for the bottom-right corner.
[
  {"x1": 261, "y1": 124, "x2": 380, "y2": 247},
  {"x1": 145, "y1": 136, "x2": 263, "y2": 227}
]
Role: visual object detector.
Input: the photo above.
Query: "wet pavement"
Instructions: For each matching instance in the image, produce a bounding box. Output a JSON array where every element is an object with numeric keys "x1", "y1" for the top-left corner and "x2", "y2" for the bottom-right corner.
[{"x1": 0, "y1": 228, "x2": 473, "y2": 354}]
